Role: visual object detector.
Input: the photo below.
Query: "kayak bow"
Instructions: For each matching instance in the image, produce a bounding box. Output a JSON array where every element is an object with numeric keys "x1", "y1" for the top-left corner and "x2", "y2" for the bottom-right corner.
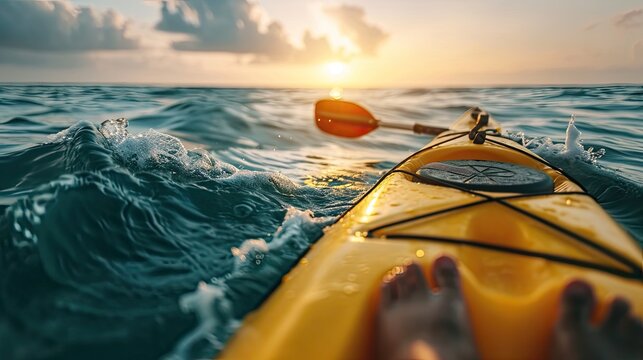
[{"x1": 221, "y1": 105, "x2": 642, "y2": 360}]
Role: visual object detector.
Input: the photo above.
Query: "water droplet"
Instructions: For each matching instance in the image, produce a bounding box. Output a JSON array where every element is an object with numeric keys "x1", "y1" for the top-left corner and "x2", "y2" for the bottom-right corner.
[
  {"x1": 343, "y1": 283, "x2": 359, "y2": 295},
  {"x1": 416, "y1": 249, "x2": 425, "y2": 258}
]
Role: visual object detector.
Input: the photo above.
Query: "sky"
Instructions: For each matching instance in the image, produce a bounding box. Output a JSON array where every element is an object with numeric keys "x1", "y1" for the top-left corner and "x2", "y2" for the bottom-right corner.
[{"x1": 0, "y1": 0, "x2": 641, "y2": 87}]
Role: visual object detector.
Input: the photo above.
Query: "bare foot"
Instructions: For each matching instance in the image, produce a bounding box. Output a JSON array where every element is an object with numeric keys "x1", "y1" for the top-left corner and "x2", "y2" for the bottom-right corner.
[
  {"x1": 551, "y1": 280, "x2": 643, "y2": 360},
  {"x1": 376, "y1": 256, "x2": 478, "y2": 360}
]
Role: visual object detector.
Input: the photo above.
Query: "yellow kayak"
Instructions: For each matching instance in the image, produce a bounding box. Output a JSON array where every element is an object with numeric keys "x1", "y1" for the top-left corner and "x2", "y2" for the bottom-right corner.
[{"x1": 221, "y1": 107, "x2": 642, "y2": 360}]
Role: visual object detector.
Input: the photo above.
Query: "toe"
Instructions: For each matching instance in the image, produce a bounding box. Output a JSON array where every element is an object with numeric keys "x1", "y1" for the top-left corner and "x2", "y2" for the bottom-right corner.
[
  {"x1": 380, "y1": 278, "x2": 396, "y2": 308},
  {"x1": 405, "y1": 263, "x2": 430, "y2": 297},
  {"x1": 380, "y1": 274, "x2": 398, "y2": 309},
  {"x1": 395, "y1": 263, "x2": 429, "y2": 299},
  {"x1": 601, "y1": 297, "x2": 630, "y2": 333},
  {"x1": 431, "y1": 256, "x2": 461, "y2": 294},
  {"x1": 559, "y1": 280, "x2": 595, "y2": 329}
]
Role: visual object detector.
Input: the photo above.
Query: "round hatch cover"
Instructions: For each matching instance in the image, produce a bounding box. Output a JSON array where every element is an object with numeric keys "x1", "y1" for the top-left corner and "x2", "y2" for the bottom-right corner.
[{"x1": 416, "y1": 160, "x2": 553, "y2": 194}]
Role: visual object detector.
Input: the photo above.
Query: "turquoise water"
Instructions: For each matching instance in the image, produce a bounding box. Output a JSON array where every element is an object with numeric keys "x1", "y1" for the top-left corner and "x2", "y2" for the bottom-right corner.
[{"x1": 0, "y1": 85, "x2": 641, "y2": 359}]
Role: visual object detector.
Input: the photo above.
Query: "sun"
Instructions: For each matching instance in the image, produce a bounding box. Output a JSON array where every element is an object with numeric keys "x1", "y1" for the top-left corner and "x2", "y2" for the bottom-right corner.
[{"x1": 325, "y1": 61, "x2": 348, "y2": 78}]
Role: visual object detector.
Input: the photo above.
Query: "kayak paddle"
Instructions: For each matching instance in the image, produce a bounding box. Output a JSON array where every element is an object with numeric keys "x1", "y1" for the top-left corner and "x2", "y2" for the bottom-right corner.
[{"x1": 314, "y1": 99, "x2": 448, "y2": 138}]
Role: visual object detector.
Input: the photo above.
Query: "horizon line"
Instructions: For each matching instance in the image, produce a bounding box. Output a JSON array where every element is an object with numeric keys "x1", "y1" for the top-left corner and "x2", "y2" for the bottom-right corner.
[{"x1": 1, "y1": 81, "x2": 642, "y2": 90}]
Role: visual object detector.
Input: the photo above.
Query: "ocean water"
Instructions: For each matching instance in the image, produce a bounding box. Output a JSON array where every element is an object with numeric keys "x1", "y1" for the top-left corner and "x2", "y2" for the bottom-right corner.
[{"x1": 0, "y1": 84, "x2": 641, "y2": 359}]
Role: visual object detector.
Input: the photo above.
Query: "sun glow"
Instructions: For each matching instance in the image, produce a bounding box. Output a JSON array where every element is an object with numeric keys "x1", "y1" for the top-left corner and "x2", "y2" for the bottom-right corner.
[
  {"x1": 325, "y1": 61, "x2": 348, "y2": 78},
  {"x1": 329, "y1": 87, "x2": 343, "y2": 99}
]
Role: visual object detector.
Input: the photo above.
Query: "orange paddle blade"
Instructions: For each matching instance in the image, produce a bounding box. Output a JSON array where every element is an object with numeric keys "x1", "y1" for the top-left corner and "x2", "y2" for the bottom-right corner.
[{"x1": 314, "y1": 99, "x2": 379, "y2": 138}]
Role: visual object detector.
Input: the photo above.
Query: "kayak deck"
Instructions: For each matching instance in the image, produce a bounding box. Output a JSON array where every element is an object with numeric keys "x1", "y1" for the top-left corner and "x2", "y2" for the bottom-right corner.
[{"x1": 221, "y1": 108, "x2": 642, "y2": 360}]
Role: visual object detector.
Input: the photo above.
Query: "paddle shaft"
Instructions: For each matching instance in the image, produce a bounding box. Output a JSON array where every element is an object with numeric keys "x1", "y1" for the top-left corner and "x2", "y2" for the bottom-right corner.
[{"x1": 381, "y1": 121, "x2": 447, "y2": 136}]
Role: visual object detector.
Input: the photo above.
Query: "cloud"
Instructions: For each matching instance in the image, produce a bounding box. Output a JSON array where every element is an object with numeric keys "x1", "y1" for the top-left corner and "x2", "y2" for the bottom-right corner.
[
  {"x1": 156, "y1": 0, "x2": 300, "y2": 60},
  {"x1": 613, "y1": 8, "x2": 643, "y2": 29},
  {"x1": 156, "y1": 1, "x2": 200, "y2": 35},
  {"x1": 0, "y1": 1, "x2": 139, "y2": 52},
  {"x1": 155, "y1": 0, "x2": 386, "y2": 63},
  {"x1": 322, "y1": 5, "x2": 388, "y2": 56}
]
